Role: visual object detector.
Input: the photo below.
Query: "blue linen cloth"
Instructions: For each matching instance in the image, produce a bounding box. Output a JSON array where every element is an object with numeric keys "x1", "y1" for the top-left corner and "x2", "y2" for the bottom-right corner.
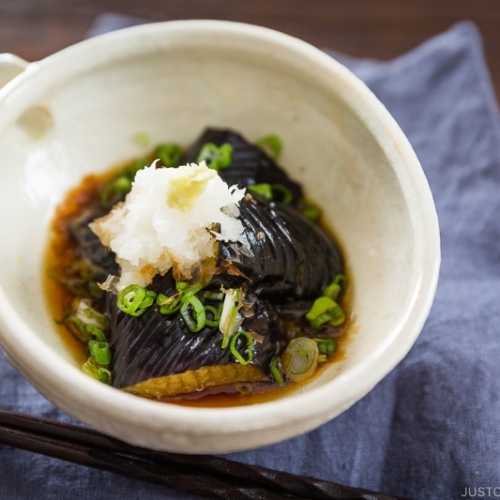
[{"x1": 1, "y1": 19, "x2": 499, "y2": 500}]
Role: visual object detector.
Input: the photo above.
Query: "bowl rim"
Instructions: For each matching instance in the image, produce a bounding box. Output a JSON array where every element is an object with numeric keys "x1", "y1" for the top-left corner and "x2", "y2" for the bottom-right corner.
[{"x1": 0, "y1": 19, "x2": 440, "y2": 449}]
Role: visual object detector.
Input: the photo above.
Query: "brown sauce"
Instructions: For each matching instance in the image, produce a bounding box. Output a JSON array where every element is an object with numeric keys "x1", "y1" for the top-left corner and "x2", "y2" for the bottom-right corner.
[{"x1": 43, "y1": 159, "x2": 352, "y2": 407}]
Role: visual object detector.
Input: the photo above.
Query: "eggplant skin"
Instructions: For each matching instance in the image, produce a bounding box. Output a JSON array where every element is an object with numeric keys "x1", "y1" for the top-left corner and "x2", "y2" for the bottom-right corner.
[
  {"x1": 183, "y1": 128, "x2": 303, "y2": 205},
  {"x1": 108, "y1": 285, "x2": 288, "y2": 389},
  {"x1": 109, "y1": 306, "x2": 234, "y2": 389},
  {"x1": 215, "y1": 195, "x2": 344, "y2": 300},
  {"x1": 123, "y1": 363, "x2": 268, "y2": 399},
  {"x1": 68, "y1": 207, "x2": 119, "y2": 277}
]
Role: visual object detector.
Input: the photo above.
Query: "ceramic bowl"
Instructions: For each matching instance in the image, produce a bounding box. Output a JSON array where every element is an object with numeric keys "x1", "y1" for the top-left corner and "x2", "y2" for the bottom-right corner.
[{"x1": 0, "y1": 20, "x2": 440, "y2": 453}]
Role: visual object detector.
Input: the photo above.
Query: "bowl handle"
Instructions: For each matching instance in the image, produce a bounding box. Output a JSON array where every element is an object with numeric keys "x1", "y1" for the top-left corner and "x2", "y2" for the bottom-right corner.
[{"x1": 0, "y1": 53, "x2": 29, "y2": 90}]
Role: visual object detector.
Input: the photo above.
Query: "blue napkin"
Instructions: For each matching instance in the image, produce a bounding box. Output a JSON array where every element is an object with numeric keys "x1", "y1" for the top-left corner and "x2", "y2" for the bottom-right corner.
[{"x1": 1, "y1": 19, "x2": 499, "y2": 500}]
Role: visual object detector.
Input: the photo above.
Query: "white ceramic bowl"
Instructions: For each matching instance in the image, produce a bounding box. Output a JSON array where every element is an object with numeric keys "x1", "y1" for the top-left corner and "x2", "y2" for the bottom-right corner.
[{"x1": 0, "y1": 20, "x2": 440, "y2": 453}]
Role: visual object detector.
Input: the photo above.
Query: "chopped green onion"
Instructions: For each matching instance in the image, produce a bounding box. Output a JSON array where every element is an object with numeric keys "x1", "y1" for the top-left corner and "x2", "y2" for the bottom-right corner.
[
  {"x1": 48, "y1": 269, "x2": 102, "y2": 300},
  {"x1": 81, "y1": 357, "x2": 112, "y2": 384},
  {"x1": 255, "y1": 134, "x2": 283, "y2": 159},
  {"x1": 309, "y1": 312, "x2": 334, "y2": 328},
  {"x1": 203, "y1": 290, "x2": 224, "y2": 301},
  {"x1": 156, "y1": 293, "x2": 182, "y2": 314},
  {"x1": 64, "y1": 278, "x2": 97, "y2": 298},
  {"x1": 70, "y1": 258, "x2": 102, "y2": 281},
  {"x1": 84, "y1": 324, "x2": 106, "y2": 341},
  {"x1": 204, "y1": 304, "x2": 222, "y2": 327},
  {"x1": 88, "y1": 340, "x2": 111, "y2": 365},
  {"x1": 97, "y1": 367, "x2": 112, "y2": 384},
  {"x1": 155, "y1": 143, "x2": 183, "y2": 167},
  {"x1": 117, "y1": 284, "x2": 157, "y2": 317},
  {"x1": 133, "y1": 131, "x2": 150, "y2": 147},
  {"x1": 179, "y1": 283, "x2": 204, "y2": 302},
  {"x1": 180, "y1": 296, "x2": 206, "y2": 332},
  {"x1": 76, "y1": 301, "x2": 108, "y2": 329},
  {"x1": 220, "y1": 288, "x2": 244, "y2": 348},
  {"x1": 247, "y1": 183, "x2": 273, "y2": 200},
  {"x1": 157, "y1": 282, "x2": 205, "y2": 316},
  {"x1": 124, "y1": 157, "x2": 148, "y2": 179},
  {"x1": 82, "y1": 357, "x2": 99, "y2": 379},
  {"x1": 196, "y1": 142, "x2": 233, "y2": 171},
  {"x1": 302, "y1": 202, "x2": 322, "y2": 221},
  {"x1": 101, "y1": 176, "x2": 132, "y2": 207},
  {"x1": 270, "y1": 357, "x2": 284, "y2": 385},
  {"x1": 322, "y1": 283, "x2": 341, "y2": 301},
  {"x1": 271, "y1": 184, "x2": 293, "y2": 205},
  {"x1": 321, "y1": 274, "x2": 347, "y2": 307},
  {"x1": 280, "y1": 337, "x2": 319, "y2": 382},
  {"x1": 313, "y1": 338, "x2": 337, "y2": 355},
  {"x1": 334, "y1": 274, "x2": 347, "y2": 287},
  {"x1": 230, "y1": 331, "x2": 254, "y2": 366},
  {"x1": 306, "y1": 296, "x2": 345, "y2": 328},
  {"x1": 64, "y1": 315, "x2": 88, "y2": 342}
]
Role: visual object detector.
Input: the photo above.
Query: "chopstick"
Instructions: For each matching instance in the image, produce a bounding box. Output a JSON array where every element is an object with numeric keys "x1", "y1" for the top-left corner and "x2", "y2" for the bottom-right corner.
[{"x1": 0, "y1": 408, "x2": 408, "y2": 500}]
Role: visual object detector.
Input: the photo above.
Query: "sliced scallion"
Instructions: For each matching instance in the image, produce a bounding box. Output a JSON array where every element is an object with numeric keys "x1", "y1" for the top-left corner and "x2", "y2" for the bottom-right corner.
[
  {"x1": 323, "y1": 274, "x2": 347, "y2": 301},
  {"x1": 76, "y1": 300, "x2": 108, "y2": 329},
  {"x1": 229, "y1": 331, "x2": 254, "y2": 366},
  {"x1": 132, "y1": 131, "x2": 150, "y2": 147},
  {"x1": 312, "y1": 338, "x2": 337, "y2": 355},
  {"x1": 81, "y1": 356, "x2": 99, "y2": 379},
  {"x1": 203, "y1": 290, "x2": 224, "y2": 301},
  {"x1": 270, "y1": 357, "x2": 284, "y2": 385},
  {"x1": 204, "y1": 304, "x2": 222, "y2": 327},
  {"x1": 196, "y1": 142, "x2": 233, "y2": 171},
  {"x1": 124, "y1": 157, "x2": 148, "y2": 179},
  {"x1": 117, "y1": 284, "x2": 157, "y2": 317},
  {"x1": 97, "y1": 367, "x2": 112, "y2": 384},
  {"x1": 247, "y1": 183, "x2": 273, "y2": 200},
  {"x1": 255, "y1": 134, "x2": 283, "y2": 159},
  {"x1": 322, "y1": 282, "x2": 341, "y2": 301},
  {"x1": 219, "y1": 288, "x2": 244, "y2": 348},
  {"x1": 64, "y1": 315, "x2": 88, "y2": 342},
  {"x1": 88, "y1": 340, "x2": 111, "y2": 365},
  {"x1": 155, "y1": 143, "x2": 183, "y2": 167},
  {"x1": 180, "y1": 296, "x2": 206, "y2": 332},
  {"x1": 271, "y1": 184, "x2": 293, "y2": 205},
  {"x1": 84, "y1": 324, "x2": 106, "y2": 341},
  {"x1": 81, "y1": 357, "x2": 112, "y2": 384},
  {"x1": 100, "y1": 176, "x2": 132, "y2": 208},
  {"x1": 306, "y1": 296, "x2": 345, "y2": 328},
  {"x1": 156, "y1": 293, "x2": 182, "y2": 315},
  {"x1": 302, "y1": 202, "x2": 322, "y2": 221},
  {"x1": 179, "y1": 283, "x2": 204, "y2": 303},
  {"x1": 280, "y1": 337, "x2": 319, "y2": 382},
  {"x1": 65, "y1": 278, "x2": 96, "y2": 298}
]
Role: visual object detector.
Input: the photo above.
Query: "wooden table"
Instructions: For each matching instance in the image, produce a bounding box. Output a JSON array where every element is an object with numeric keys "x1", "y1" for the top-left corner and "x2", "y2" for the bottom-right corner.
[{"x1": 1, "y1": 0, "x2": 500, "y2": 98}]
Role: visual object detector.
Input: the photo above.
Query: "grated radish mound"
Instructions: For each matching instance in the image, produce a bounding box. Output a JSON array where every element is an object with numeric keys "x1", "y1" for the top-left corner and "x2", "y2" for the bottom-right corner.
[{"x1": 90, "y1": 161, "x2": 246, "y2": 290}]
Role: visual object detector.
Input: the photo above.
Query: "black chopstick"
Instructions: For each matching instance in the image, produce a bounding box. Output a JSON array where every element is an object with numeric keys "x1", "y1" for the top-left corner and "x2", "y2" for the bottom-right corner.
[{"x1": 0, "y1": 408, "x2": 409, "y2": 500}]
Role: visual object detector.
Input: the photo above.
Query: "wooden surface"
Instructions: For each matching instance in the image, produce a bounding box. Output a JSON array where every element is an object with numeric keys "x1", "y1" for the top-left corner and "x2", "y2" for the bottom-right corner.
[{"x1": 1, "y1": 0, "x2": 500, "y2": 100}]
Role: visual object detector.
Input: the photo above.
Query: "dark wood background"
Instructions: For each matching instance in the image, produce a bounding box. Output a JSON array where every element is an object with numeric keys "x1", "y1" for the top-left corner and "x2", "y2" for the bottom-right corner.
[{"x1": 1, "y1": 0, "x2": 500, "y2": 100}]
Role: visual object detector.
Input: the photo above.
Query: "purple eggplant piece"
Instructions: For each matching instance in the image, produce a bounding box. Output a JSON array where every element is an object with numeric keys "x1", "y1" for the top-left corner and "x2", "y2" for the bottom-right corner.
[
  {"x1": 68, "y1": 207, "x2": 119, "y2": 277},
  {"x1": 183, "y1": 128, "x2": 303, "y2": 205},
  {"x1": 108, "y1": 279, "x2": 288, "y2": 389},
  {"x1": 215, "y1": 194, "x2": 344, "y2": 300}
]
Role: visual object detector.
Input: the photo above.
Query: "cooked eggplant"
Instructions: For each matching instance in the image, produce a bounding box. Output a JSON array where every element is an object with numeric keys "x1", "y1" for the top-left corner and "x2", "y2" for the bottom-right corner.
[
  {"x1": 182, "y1": 128, "x2": 303, "y2": 205},
  {"x1": 107, "y1": 279, "x2": 289, "y2": 389},
  {"x1": 68, "y1": 207, "x2": 119, "y2": 277},
  {"x1": 216, "y1": 194, "x2": 343, "y2": 299},
  {"x1": 47, "y1": 128, "x2": 348, "y2": 401}
]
